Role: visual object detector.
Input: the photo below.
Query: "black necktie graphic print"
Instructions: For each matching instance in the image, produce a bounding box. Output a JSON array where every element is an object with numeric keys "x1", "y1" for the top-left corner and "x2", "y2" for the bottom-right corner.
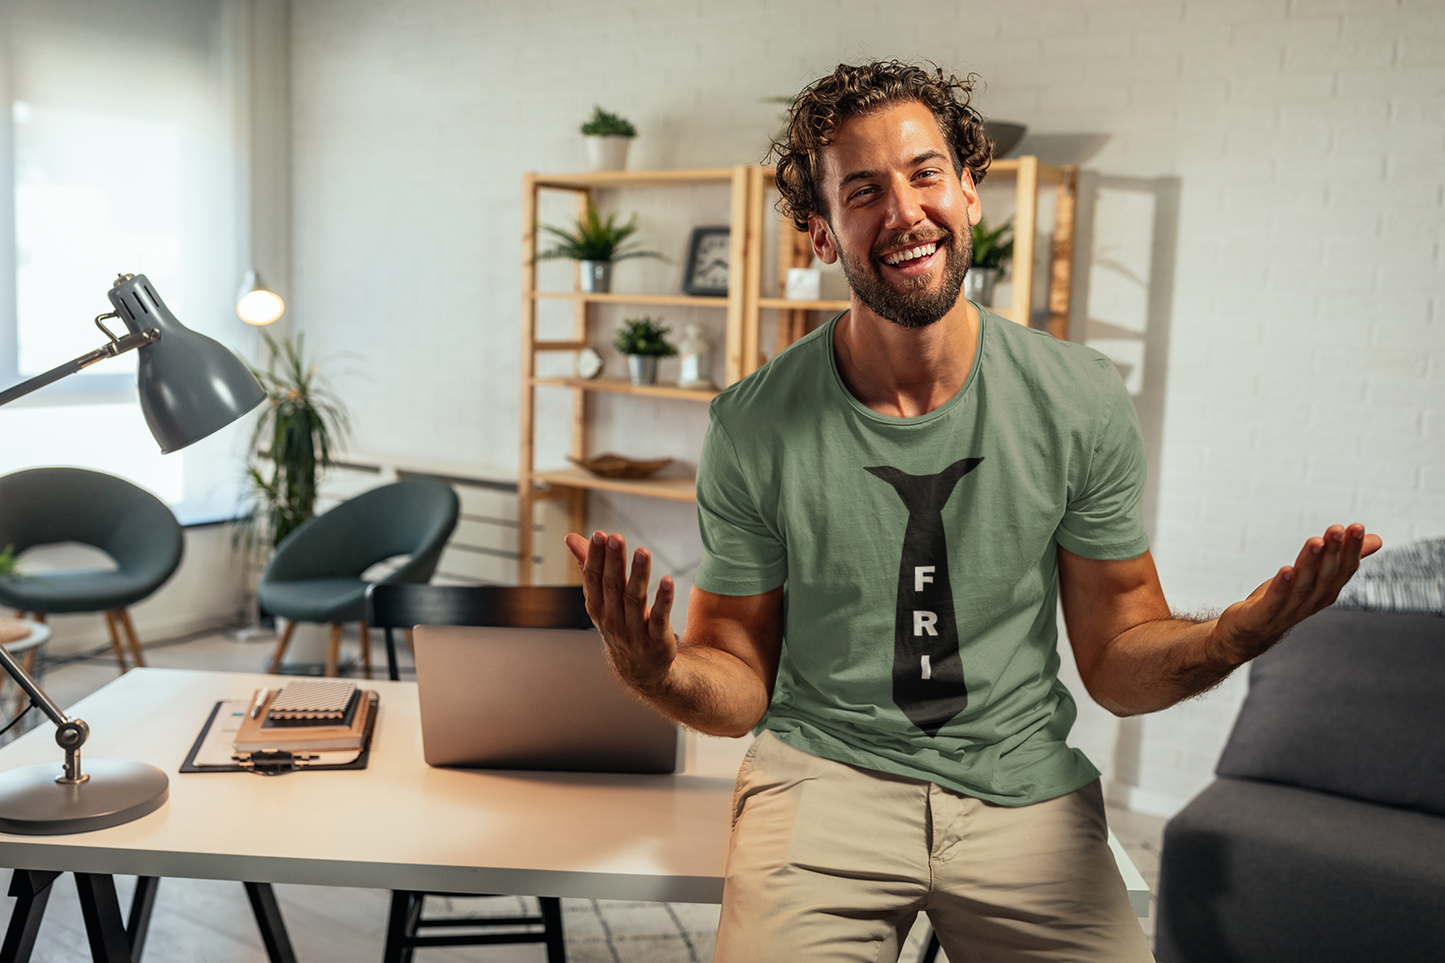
[{"x1": 864, "y1": 456, "x2": 983, "y2": 737}]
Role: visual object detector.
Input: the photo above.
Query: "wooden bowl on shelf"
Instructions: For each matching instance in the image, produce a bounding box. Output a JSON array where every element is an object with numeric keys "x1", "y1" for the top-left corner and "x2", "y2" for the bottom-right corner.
[{"x1": 567, "y1": 454, "x2": 673, "y2": 479}]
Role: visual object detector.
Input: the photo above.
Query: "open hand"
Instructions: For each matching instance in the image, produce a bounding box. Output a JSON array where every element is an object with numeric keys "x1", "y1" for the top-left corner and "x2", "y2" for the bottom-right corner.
[
  {"x1": 1216, "y1": 523, "x2": 1382, "y2": 661},
  {"x1": 564, "y1": 530, "x2": 678, "y2": 696}
]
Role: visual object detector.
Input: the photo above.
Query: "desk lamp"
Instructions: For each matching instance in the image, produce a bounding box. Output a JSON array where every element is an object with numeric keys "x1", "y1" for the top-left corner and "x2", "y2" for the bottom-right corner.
[{"x1": 0, "y1": 273, "x2": 265, "y2": 833}]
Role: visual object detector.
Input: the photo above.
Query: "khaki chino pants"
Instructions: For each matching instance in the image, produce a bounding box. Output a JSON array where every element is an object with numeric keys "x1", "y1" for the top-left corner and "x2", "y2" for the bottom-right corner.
[{"x1": 714, "y1": 731, "x2": 1154, "y2": 963}]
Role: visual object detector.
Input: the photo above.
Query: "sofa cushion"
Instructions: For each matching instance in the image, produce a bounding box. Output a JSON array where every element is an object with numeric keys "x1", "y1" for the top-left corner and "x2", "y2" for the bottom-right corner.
[
  {"x1": 1216, "y1": 607, "x2": 1445, "y2": 815},
  {"x1": 1156, "y1": 777, "x2": 1445, "y2": 963}
]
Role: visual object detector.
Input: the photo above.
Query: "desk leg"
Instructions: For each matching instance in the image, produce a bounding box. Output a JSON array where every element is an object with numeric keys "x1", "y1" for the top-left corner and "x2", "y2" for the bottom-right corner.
[
  {"x1": 73, "y1": 874, "x2": 133, "y2": 963},
  {"x1": 539, "y1": 897, "x2": 566, "y2": 963},
  {"x1": 243, "y1": 882, "x2": 297, "y2": 963},
  {"x1": 125, "y1": 877, "x2": 159, "y2": 962},
  {"x1": 1, "y1": 870, "x2": 61, "y2": 963}
]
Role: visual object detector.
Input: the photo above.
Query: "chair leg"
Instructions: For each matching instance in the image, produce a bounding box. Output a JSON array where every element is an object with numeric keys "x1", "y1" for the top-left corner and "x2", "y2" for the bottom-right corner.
[
  {"x1": 268, "y1": 620, "x2": 298, "y2": 674},
  {"x1": 117, "y1": 609, "x2": 146, "y2": 669},
  {"x1": 357, "y1": 620, "x2": 371, "y2": 680},
  {"x1": 102, "y1": 611, "x2": 129, "y2": 674},
  {"x1": 325, "y1": 623, "x2": 344, "y2": 678}
]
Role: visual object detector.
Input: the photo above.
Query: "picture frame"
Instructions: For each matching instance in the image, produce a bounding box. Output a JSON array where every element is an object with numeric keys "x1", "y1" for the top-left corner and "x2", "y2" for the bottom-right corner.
[{"x1": 682, "y1": 226, "x2": 730, "y2": 297}]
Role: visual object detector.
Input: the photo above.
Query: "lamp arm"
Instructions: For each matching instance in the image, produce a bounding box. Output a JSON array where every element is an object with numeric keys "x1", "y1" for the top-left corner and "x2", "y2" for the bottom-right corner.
[
  {"x1": 0, "y1": 638, "x2": 92, "y2": 783},
  {"x1": 0, "y1": 321, "x2": 160, "y2": 408}
]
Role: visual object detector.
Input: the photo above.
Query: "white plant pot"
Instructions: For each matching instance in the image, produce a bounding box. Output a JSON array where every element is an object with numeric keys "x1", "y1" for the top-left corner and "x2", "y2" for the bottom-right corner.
[{"x1": 585, "y1": 135, "x2": 632, "y2": 172}]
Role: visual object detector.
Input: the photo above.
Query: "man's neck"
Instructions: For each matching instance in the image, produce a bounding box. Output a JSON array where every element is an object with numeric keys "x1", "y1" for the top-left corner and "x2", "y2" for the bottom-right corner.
[{"x1": 832, "y1": 298, "x2": 981, "y2": 419}]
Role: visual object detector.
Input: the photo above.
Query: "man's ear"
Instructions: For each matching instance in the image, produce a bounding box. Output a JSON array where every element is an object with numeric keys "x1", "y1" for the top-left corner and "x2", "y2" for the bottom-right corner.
[
  {"x1": 808, "y1": 213, "x2": 839, "y2": 265},
  {"x1": 959, "y1": 168, "x2": 983, "y2": 228}
]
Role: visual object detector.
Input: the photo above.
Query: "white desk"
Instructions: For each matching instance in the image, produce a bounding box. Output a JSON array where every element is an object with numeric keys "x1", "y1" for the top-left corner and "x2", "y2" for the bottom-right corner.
[
  {"x1": 0, "y1": 668, "x2": 734, "y2": 904},
  {"x1": 0, "y1": 668, "x2": 1148, "y2": 960}
]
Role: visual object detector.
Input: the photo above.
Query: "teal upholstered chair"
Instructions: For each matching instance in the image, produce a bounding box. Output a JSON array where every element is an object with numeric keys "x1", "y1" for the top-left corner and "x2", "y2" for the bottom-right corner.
[
  {"x1": 261, "y1": 479, "x2": 459, "y2": 677},
  {"x1": 0, "y1": 467, "x2": 184, "y2": 673}
]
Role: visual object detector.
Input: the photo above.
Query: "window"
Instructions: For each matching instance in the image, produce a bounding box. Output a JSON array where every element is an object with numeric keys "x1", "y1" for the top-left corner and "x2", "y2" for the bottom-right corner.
[{"x1": 1, "y1": 0, "x2": 255, "y2": 523}]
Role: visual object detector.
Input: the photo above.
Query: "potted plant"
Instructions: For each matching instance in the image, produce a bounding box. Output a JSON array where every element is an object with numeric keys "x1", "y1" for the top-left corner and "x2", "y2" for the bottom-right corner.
[
  {"x1": 965, "y1": 215, "x2": 1014, "y2": 308},
  {"x1": 580, "y1": 105, "x2": 637, "y2": 171},
  {"x1": 240, "y1": 331, "x2": 350, "y2": 559},
  {"x1": 613, "y1": 317, "x2": 676, "y2": 386},
  {"x1": 536, "y1": 200, "x2": 664, "y2": 293}
]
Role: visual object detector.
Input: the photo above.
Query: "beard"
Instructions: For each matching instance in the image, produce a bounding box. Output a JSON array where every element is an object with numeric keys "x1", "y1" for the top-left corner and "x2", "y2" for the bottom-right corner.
[{"x1": 835, "y1": 226, "x2": 973, "y2": 329}]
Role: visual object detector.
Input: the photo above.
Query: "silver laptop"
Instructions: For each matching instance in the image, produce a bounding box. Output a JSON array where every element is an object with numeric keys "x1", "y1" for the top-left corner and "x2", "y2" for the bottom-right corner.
[{"x1": 412, "y1": 624, "x2": 681, "y2": 774}]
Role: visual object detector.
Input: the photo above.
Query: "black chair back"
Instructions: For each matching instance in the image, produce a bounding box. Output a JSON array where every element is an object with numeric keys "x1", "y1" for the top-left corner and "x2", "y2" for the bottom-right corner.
[{"x1": 364, "y1": 584, "x2": 593, "y2": 680}]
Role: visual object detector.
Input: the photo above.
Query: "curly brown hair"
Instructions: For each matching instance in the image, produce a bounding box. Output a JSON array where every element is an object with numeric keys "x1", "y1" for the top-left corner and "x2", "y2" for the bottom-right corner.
[{"x1": 769, "y1": 60, "x2": 993, "y2": 233}]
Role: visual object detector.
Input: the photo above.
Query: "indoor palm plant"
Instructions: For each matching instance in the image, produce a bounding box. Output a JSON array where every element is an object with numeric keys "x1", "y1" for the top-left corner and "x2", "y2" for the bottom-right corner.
[
  {"x1": 966, "y1": 215, "x2": 1014, "y2": 308},
  {"x1": 613, "y1": 317, "x2": 676, "y2": 386},
  {"x1": 536, "y1": 200, "x2": 664, "y2": 293},
  {"x1": 580, "y1": 105, "x2": 637, "y2": 171},
  {"x1": 240, "y1": 331, "x2": 350, "y2": 559}
]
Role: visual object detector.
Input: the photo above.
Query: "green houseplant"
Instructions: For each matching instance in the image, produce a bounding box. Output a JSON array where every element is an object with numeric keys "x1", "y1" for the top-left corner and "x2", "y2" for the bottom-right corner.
[
  {"x1": 613, "y1": 317, "x2": 676, "y2": 386},
  {"x1": 240, "y1": 331, "x2": 350, "y2": 558},
  {"x1": 536, "y1": 201, "x2": 664, "y2": 294},
  {"x1": 580, "y1": 105, "x2": 636, "y2": 171},
  {"x1": 966, "y1": 215, "x2": 1014, "y2": 307}
]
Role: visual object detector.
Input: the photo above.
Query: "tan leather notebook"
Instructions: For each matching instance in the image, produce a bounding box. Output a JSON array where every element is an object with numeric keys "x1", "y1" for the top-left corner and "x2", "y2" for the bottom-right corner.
[{"x1": 234, "y1": 686, "x2": 377, "y2": 752}]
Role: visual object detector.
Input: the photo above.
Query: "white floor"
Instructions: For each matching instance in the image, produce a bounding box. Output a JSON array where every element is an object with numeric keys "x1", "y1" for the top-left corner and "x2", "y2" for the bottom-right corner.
[{"x1": 0, "y1": 625, "x2": 1165, "y2": 962}]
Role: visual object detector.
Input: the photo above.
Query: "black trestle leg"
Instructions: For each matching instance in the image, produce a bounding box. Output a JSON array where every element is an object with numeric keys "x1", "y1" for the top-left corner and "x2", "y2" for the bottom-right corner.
[
  {"x1": 125, "y1": 877, "x2": 159, "y2": 962},
  {"x1": 383, "y1": 891, "x2": 423, "y2": 963},
  {"x1": 539, "y1": 897, "x2": 566, "y2": 963},
  {"x1": 1, "y1": 870, "x2": 61, "y2": 963},
  {"x1": 73, "y1": 874, "x2": 133, "y2": 963},
  {"x1": 243, "y1": 883, "x2": 297, "y2": 963}
]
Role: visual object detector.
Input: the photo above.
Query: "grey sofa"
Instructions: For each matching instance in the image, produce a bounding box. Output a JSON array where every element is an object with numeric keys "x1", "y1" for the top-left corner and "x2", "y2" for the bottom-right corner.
[{"x1": 1155, "y1": 606, "x2": 1445, "y2": 962}]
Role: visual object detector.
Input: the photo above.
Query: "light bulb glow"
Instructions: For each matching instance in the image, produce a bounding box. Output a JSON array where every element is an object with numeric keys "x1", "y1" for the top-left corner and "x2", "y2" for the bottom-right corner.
[{"x1": 237, "y1": 289, "x2": 284, "y2": 325}]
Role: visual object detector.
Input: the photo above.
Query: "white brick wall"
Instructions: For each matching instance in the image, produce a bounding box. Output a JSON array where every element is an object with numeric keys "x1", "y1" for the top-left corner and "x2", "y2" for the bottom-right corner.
[{"x1": 289, "y1": 0, "x2": 1444, "y2": 816}]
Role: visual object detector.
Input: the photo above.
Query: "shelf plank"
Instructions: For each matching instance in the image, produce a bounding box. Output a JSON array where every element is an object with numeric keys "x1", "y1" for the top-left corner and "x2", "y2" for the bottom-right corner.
[
  {"x1": 533, "y1": 169, "x2": 738, "y2": 189},
  {"x1": 533, "y1": 468, "x2": 697, "y2": 502},
  {"x1": 756, "y1": 297, "x2": 851, "y2": 312},
  {"x1": 531, "y1": 291, "x2": 729, "y2": 308},
  {"x1": 532, "y1": 377, "x2": 720, "y2": 402}
]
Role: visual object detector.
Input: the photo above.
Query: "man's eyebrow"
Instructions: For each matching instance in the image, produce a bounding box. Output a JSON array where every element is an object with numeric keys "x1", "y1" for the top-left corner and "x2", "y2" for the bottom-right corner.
[{"x1": 837, "y1": 151, "x2": 950, "y2": 189}]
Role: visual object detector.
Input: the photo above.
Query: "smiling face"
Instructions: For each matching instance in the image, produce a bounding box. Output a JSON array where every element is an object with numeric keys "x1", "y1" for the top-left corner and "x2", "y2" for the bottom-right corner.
[{"x1": 808, "y1": 100, "x2": 982, "y2": 329}]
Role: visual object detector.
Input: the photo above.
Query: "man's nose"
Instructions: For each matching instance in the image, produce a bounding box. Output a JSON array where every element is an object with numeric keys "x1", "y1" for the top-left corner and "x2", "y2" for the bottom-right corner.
[{"x1": 882, "y1": 182, "x2": 925, "y2": 231}]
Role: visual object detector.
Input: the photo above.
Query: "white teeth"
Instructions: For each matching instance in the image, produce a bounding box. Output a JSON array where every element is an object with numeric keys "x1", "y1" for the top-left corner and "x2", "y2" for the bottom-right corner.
[{"x1": 884, "y1": 242, "x2": 937, "y2": 266}]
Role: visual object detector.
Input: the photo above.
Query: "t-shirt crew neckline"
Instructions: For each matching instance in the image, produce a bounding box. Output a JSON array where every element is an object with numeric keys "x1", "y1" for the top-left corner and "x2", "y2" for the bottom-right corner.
[{"x1": 823, "y1": 303, "x2": 988, "y2": 427}]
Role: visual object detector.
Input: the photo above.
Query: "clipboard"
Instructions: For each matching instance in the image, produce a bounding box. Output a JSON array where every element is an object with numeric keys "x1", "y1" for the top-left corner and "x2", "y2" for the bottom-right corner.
[{"x1": 180, "y1": 694, "x2": 379, "y2": 776}]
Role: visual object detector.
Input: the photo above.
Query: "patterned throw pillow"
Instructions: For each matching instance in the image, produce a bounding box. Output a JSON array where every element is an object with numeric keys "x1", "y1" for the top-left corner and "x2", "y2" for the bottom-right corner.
[{"x1": 1333, "y1": 537, "x2": 1444, "y2": 617}]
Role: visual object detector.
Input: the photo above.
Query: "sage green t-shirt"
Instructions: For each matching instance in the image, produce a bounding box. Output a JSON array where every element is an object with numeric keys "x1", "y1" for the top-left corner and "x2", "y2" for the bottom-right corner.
[{"x1": 693, "y1": 309, "x2": 1149, "y2": 806}]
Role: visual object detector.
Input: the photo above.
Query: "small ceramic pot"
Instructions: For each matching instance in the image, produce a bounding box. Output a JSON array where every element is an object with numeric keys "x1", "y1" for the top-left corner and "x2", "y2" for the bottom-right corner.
[
  {"x1": 627, "y1": 355, "x2": 659, "y2": 386},
  {"x1": 585, "y1": 135, "x2": 631, "y2": 172},
  {"x1": 580, "y1": 261, "x2": 612, "y2": 293},
  {"x1": 964, "y1": 267, "x2": 999, "y2": 307}
]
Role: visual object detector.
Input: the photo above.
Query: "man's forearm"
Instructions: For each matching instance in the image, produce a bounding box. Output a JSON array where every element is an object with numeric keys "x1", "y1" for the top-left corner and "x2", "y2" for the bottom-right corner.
[
  {"x1": 630, "y1": 641, "x2": 772, "y2": 739},
  {"x1": 1085, "y1": 616, "x2": 1252, "y2": 716}
]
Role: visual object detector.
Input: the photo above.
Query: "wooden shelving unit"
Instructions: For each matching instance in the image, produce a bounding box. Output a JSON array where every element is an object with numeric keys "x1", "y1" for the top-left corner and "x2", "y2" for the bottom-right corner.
[
  {"x1": 518, "y1": 159, "x2": 1078, "y2": 583},
  {"x1": 518, "y1": 167, "x2": 750, "y2": 584}
]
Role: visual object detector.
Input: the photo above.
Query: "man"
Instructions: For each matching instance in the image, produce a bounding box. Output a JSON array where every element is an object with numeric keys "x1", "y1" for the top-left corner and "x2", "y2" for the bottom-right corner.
[{"x1": 565, "y1": 60, "x2": 1380, "y2": 962}]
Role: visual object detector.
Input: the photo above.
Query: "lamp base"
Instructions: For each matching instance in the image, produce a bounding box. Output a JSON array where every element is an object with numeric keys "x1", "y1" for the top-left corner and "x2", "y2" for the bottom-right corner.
[{"x1": 0, "y1": 759, "x2": 168, "y2": 835}]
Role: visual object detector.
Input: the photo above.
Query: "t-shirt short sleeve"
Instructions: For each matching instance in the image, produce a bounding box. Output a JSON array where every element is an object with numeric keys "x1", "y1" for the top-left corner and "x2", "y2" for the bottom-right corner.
[
  {"x1": 1053, "y1": 360, "x2": 1151, "y2": 561},
  {"x1": 693, "y1": 410, "x2": 788, "y2": 596}
]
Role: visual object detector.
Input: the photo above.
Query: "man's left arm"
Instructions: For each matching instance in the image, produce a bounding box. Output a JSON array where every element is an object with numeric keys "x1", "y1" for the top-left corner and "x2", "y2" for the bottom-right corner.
[{"x1": 1058, "y1": 523, "x2": 1383, "y2": 716}]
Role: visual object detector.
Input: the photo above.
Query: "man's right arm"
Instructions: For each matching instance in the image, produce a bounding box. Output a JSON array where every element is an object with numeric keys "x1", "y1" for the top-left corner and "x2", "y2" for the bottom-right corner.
[{"x1": 565, "y1": 530, "x2": 784, "y2": 738}]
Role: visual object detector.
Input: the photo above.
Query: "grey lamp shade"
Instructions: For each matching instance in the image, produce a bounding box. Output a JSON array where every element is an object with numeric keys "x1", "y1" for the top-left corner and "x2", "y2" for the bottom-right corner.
[{"x1": 107, "y1": 274, "x2": 266, "y2": 453}]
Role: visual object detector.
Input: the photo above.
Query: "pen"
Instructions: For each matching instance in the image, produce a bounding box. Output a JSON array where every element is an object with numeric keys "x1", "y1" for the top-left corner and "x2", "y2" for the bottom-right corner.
[{"x1": 250, "y1": 688, "x2": 269, "y2": 719}]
